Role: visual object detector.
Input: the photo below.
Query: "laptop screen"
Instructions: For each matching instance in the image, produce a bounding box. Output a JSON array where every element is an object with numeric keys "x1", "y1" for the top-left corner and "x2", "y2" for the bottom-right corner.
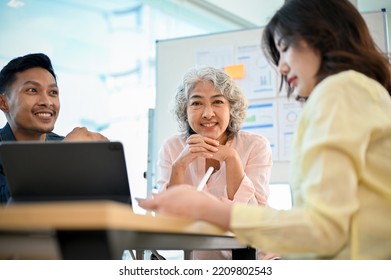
[{"x1": 0, "y1": 141, "x2": 131, "y2": 204}]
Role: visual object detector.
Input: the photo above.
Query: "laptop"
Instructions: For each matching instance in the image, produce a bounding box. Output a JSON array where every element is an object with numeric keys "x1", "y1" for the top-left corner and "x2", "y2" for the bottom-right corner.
[{"x1": 0, "y1": 141, "x2": 131, "y2": 204}]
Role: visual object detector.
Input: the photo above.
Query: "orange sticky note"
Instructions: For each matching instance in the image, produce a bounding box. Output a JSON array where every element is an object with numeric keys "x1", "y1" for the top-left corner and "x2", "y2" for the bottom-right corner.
[{"x1": 225, "y1": 64, "x2": 245, "y2": 79}]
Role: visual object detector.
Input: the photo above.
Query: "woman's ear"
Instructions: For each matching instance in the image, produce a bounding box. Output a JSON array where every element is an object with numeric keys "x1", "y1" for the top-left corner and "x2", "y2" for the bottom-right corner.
[{"x1": 0, "y1": 94, "x2": 10, "y2": 113}]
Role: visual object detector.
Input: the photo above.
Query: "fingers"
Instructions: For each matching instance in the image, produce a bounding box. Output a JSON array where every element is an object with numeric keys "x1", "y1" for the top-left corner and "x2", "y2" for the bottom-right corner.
[
  {"x1": 186, "y1": 146, "x2": 214, "y2": 157},
  {"x1": 64, "y1": 127, "x2": 108, "y2": 141},
  {"x1": 186, "y1": 135, "x2": 219, "y2": 152},
  {"x1": 180, "y1": 134, "x2": 234, "y2": 163},
  {"x1": 137, "y1": 185, "x2": 198, "y2": 213},
  {"x1": 187, "y1": 134, "x2": 219, "y2": 145},
  {"x1": 176, "y1": 135, "x2": 218, "y2": 164},
  {"x1": 136, "y1": 197, "x2": 158, "y2": 211},
  {"x1": 88, "y1": 131, "x2": 109, "y2": 141}
]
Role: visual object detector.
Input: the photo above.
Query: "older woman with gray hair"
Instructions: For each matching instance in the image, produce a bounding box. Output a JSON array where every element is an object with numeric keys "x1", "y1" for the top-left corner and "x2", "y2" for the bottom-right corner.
[{"x1": 156, "y1": 66, "x2": 275, "y2": 260}]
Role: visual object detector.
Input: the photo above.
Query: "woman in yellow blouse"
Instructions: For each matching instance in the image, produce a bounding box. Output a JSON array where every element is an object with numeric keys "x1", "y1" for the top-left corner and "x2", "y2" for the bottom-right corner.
[{"x1": 139, "y1": 0, "x2": 391, "y2": 259}]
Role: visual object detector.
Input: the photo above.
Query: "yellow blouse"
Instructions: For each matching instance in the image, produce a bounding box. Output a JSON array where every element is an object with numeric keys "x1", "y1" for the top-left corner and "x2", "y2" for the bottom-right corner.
[{"x1": 231, "y1": 70, "x2": 391, "y2": 259}]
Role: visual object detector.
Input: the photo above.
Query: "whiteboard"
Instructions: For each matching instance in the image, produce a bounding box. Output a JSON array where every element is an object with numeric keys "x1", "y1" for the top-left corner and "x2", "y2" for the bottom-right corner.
[{"x1": 153, "y1": 10, "x2": 389, "y2": 187}]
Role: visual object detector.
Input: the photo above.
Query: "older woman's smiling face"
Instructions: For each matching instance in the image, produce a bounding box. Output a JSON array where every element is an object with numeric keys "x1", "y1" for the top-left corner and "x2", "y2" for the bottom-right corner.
[{"x1": 186, "y1": 81, "x2": 230, "y2": 143}]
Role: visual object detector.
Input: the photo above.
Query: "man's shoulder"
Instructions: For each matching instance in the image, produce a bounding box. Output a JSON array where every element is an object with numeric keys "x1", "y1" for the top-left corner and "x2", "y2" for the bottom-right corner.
[
  {"x1": 0, "y1": 123, "x2": 16, "y2": 142},
  {"x1": 46, "y1": 132, "x2": 65, "y2": 141}
]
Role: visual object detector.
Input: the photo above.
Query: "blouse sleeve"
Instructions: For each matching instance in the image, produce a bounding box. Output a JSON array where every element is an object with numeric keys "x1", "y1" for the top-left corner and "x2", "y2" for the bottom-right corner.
[
  {"x1": 230, "y1": 72, "x2": 379, "y2": 257},
  {"x1": 155, "y1": 137, "x2": 176, "y2": 192},
  {"x1": 227, "y1": 133, "x2": 272, "y2": 206}
]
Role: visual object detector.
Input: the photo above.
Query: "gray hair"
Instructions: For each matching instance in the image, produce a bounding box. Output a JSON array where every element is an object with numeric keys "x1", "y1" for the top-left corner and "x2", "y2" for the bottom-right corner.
[{"x1": 171, "y1": 66, "x2": 248, "y2": 138}]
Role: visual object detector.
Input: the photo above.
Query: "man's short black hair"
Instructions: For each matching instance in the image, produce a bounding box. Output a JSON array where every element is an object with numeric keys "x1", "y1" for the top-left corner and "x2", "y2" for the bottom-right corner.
[{"x1": 0, "y1": 53, "x2": 57, "y2": 94}]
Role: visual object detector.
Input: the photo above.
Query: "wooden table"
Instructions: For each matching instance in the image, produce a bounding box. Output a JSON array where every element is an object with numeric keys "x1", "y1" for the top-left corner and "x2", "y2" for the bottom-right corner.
[{"x1": 0, "y1": 201, "x2": 254, "y2": 260}]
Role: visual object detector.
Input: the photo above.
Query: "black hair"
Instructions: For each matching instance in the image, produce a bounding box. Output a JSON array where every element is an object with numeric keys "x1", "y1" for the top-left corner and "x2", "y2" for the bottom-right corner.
[
  {"x1": 0, "y1": 53, "x2": 57, "y2": 94},
  {"x1": 262, "y1": 0, "x2": 391, "y2": 97}
]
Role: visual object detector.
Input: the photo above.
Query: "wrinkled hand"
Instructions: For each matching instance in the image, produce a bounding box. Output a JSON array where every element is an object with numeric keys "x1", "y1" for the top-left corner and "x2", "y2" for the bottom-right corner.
[
  {"x1": 209, "y1": 138, "x2": 234, "y2": 162},
  {"x1": 175, "y1": 134, "x2": 219, "y2": 166},
  {"x1": 64, "y1": 127, "x2": 108, "y2": 141}
]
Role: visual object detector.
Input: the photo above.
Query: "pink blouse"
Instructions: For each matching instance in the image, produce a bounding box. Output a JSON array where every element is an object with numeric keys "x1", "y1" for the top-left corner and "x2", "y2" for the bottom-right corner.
[
  {"x1": 156, "y1": 130, "x2": 274, "y2": 260},
  {"x1": 157, "y1": 130, "x2": 272, "y2": 205}
]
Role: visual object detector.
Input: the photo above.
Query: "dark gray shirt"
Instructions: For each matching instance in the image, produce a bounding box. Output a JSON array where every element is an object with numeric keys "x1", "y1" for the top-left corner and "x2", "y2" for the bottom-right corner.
[{"x1": 0, "y1": 123, "x2": 64, "y2": 204}]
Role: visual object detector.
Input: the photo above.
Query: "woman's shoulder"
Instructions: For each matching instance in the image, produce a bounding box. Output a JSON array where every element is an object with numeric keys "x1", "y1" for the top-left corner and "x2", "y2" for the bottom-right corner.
[
  {"x1": 314, "y1": 70, "x2": 387, "y2": 99},
  {"x1": 158, "y1": 134, "x2": 187, "y2": 156},
  {"x1": 161, "y1": 133, "x2": 187, "y2": 147},
  {"x1": 236, "y1": 130, "x2": 270, "y2": 145}
]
